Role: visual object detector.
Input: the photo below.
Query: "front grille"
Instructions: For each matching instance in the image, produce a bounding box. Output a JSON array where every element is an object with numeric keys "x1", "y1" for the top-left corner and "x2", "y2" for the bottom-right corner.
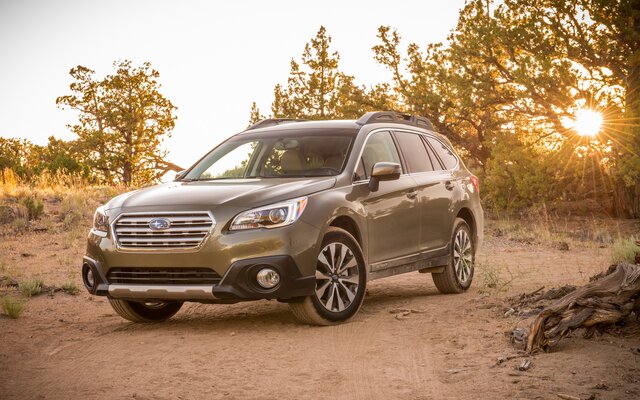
[
  {"x1": 108, "y1": 267, "x2": 222, "y2": 285},
  {"x1": 113, "y1": 212, "x2": 215, "y2": 250}
]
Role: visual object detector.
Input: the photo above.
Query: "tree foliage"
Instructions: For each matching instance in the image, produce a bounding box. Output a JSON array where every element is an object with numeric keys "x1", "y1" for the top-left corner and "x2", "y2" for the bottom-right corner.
[
  {"x1": 56, "y1": 60, "x2": 177, "y2": 186},
  {"x1": 0, "y1": 136, "x2": 89, "y2": 184},
  {"x1": 269, "y1": 26, "x2": 395, "y2": 120},
  {"x1": 367, "y1": 1, "x2": 638, "y2": 214},
  {"x1": 4, "y1": 3, "x2": 637, "y2": 215}
]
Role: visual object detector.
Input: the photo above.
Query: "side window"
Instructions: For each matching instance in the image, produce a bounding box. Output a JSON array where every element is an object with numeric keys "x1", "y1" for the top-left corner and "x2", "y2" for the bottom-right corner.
[
  {"x1": 425, "y1": 137, "x2": 458, "y2": 170},
  {"x1": 361, "y1": 131, "x2": 402, "y2": 177},
  {"x1": 354, "y1": 158, "x2": 367, "y2": 181},
  {"x1": 394, "y1": 132, "x2": 433, "y2": 173},
  {"x1": 422, "y1": 137, "x2": 444, "y2": 171}
]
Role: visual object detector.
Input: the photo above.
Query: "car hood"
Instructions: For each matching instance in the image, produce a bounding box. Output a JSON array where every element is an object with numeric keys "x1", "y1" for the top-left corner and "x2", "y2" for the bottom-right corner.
[{"x1": 105, "y1": 177, "x2": 337, "y2": 211}]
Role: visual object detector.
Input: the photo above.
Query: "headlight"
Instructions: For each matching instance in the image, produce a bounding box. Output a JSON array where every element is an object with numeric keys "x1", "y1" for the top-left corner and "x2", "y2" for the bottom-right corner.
[
  {"x1": 93, "y1": 206, "x2": 109, "y2": 232},
  {"x1": 229, "y1": 197, "x2": 308, "y2": 230}
]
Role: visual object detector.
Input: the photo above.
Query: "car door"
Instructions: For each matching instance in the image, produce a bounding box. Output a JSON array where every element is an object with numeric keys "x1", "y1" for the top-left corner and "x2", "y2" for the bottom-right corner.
[
  {"x1": 356, "y1": 130, "x2": 420, "y2": 264},
  {"x1": 422, "y1": 135, "x2": 461, "y2": 250},
  {"x1": 393, "y1": 131, "x2": 451, "y2": 253}
]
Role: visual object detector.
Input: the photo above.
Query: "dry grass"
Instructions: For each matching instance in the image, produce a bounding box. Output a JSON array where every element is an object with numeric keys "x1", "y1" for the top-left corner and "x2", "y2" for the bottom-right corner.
[
  {"x1": 61, "y1": 281, "x2": 80, "y2": 295},
  {"x1": 611, "y1": 236, "x2": 640, "y2": 264},
  {"x1": 18, "y1": 278, "x2": 44, "y2": 297},
  {"x1": 1, "y1": 296, "x2": 25, "y2": 319},
  {"x1": 1, "y1": 169, "x2": 125, "y2": 238}
]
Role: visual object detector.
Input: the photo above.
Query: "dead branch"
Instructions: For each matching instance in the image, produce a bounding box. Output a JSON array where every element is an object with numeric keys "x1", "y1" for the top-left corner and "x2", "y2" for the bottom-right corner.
[{"x1": 526, "y1": 263, "x2": 640, "y2": 353}]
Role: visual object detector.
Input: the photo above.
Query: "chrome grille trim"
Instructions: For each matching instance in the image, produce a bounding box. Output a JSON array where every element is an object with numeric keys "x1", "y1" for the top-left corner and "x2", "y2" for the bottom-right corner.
[{"x1": 112, "y1": 211, "x2": 215, "y2": 251}]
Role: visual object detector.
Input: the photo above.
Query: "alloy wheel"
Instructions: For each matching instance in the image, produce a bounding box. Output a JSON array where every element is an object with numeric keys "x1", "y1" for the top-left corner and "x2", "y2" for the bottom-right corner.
[
  {"x1": 315, "y1": 242, "x2": 360, "y2": 312},
  {"x1": 453, "y1": 229, "x2": 473, "y2": 284}
]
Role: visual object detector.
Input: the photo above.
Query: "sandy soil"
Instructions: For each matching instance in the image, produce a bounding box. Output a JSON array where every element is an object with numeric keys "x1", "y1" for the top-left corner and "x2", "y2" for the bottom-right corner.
[{"x1": 1, "y1": 217, "x2": 639, "y2": 400}]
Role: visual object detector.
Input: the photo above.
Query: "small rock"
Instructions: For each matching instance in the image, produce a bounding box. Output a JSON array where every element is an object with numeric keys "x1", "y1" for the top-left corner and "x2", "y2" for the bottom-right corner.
[
  {"x1": 517, "y1": 359, "x2": 532, "y2": 371},
  {"x1": 446, "y1": 368, "x2": 464, "y2": 374},
  {"x1": 395, "y1": 312, "x2": 410, "y2": 320},
  {"x1": 230, "y1": 332, "x2": 236, "y2": 336},
  {"x1": 557, "y1": 394, "x2": 581, "y2": 400},
  {"x1": 21, "y1": 252, "x2": 34, "y2": 257},
  {"x1": 510, "y1": 328, "x2": 529, "y2": 343},
  {"x1": 504, "y1": 308, "x2": 515, "y2": 317},
  {"x1": 593, "y1": 383, "x2": 610, "y2": 390}
]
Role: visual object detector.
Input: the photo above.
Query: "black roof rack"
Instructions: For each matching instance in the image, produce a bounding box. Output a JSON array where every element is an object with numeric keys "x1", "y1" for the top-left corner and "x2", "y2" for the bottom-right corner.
[
  {"x1": 245, "y1": 118, "x2": 307, "y2": 131},
  {"x1": 356, "y1": 111, "x2": 434, "y2": 131}
]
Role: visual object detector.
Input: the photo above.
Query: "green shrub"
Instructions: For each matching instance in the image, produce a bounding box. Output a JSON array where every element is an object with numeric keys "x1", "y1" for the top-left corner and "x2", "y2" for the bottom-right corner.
[
  {"x1": 2, "y1": 296, "x2": 25, "y2": 319},
  {"x1": 611, "y1": 237, "x2": 640, "y2": 264},
  {"x1": 61, "y1": 281, "x2": 79, "y2": 295},
  {"x1": 20, "y1": 195, "x2": 44, "y2": 220},
  {"x1": 10, "y1": 217, "x2": 28, "y2": 233},
  {"x1": 18, "y1": 278, "x2": 44, "y2": 297}
]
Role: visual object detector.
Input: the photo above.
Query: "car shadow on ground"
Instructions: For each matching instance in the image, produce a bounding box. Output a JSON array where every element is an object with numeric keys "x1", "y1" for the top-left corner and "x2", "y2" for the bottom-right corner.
[{"x1": 96, "y1": 279, "x2": 448, "y2": 335}]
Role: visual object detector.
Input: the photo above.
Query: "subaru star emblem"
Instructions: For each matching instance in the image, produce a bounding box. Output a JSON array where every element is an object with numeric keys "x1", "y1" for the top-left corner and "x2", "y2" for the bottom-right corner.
[{"x1": 149, "y1": 218, "x2": 171, "y2": 230}]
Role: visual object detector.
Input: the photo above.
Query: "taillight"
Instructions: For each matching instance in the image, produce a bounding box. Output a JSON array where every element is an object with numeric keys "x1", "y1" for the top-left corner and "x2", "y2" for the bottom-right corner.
[{"x1": 469, "y1": 175, "x2": 479, "y2": 193}]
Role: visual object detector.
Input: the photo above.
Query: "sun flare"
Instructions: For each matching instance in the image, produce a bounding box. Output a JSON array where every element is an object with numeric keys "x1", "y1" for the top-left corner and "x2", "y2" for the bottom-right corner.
[{"x1": 573, "y1": 109, "x2": 603, "y2": 137}]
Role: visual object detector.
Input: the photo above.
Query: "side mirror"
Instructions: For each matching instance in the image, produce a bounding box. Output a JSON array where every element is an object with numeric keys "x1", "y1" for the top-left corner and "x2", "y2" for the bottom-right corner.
[
  {"x1": 174, "y1": 170, "x2": 187, "y2": 181},
  {"x1": 369, "y1": 162, "x2": 401, "y2": 192}
]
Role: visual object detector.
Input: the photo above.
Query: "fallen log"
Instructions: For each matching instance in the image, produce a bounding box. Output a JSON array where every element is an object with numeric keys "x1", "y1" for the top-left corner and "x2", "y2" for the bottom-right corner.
[{"x1": 526, "y1": 263, "x2": 640, "y2": 353}]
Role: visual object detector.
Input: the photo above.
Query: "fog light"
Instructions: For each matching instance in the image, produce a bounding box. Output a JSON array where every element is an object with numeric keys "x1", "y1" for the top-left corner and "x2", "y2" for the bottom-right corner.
[
  {"x1": 256, "y1": 267, "x2": 280, "y2": 289},
  {"x1": 86, "y1": 269, "x2": 94, "y2": 287},
  {"x1": 82, "y1": 264, "x2": 95, "y2": 291}
]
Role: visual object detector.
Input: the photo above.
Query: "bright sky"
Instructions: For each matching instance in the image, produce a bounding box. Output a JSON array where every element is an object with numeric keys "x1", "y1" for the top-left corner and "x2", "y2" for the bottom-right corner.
[{"x1": 0, "y1": 0, "x2": 465, "y2": 168}]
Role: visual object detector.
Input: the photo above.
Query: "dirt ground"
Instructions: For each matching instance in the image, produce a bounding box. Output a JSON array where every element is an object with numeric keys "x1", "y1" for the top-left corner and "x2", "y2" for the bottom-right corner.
[{"x1": 1, "y1": 216, "x2": 639, "y2": 400}]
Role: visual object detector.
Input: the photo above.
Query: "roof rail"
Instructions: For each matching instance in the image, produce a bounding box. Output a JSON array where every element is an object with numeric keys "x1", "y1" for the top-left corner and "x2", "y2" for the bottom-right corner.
[
  {"x1": 356, "y1": 111, "x2": 434, "y2": 131},
  {"x1": 245, "y1": 118, "x2": 307, "y2": 131}
]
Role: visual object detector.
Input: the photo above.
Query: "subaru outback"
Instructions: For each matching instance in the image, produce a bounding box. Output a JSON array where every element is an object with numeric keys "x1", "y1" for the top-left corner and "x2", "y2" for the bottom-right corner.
[{"x1": 82, "y1": 111, "x2": 483, "y2": 325}]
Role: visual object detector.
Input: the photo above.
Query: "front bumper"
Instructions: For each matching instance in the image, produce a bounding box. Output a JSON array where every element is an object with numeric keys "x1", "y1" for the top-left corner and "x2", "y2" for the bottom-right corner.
[
  {"x1": 83, "y1": 206, "x2": 322, "y2": 303},
  {"x1": 83, "y1": 254, "x2": 315, "y2": 303}
]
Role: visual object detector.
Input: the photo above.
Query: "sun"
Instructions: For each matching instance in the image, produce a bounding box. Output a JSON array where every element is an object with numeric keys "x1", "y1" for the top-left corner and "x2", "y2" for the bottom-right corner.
[{"x1": 573, "y1": 109, "x2": 603, "y2": 137}]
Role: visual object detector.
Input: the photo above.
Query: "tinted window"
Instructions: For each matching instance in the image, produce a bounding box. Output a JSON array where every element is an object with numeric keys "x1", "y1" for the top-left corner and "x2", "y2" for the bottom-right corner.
[
  {"x1": 423, "y1": 138, "x2": 444, "y2": 171},
  {"x1": 425, "y1": 137, "x2": 458, "y2": 170},
  {"x1": 361, "y1": 131, "x2": 402, "y2": 176},
  {"x1": 354, "y1": 158, "x2": 367, "y2": 181},
  {"x1": 394, "y1": 132, "x2": 433, "y2": 173}
]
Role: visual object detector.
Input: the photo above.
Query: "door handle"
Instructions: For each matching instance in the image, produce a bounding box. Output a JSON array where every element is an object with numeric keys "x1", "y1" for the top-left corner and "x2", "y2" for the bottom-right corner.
[
  {"x1": 406, "y1": 189, "x2": 418, "y2": 199},
  {"x1": 445, "y1": 180, "x2": 455, "y2": 191}
]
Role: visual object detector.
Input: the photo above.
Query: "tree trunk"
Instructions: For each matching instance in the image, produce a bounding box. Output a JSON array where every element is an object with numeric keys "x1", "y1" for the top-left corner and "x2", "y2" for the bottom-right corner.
[
  {"x1": 613, "y1": 183, "x2": 640, "y2": 218},
  {"x1": 525, "y1": 263, "x2": 640, "y2": 353},
  {"x1": 123, "y1": 161, "x2": 132, "y2": 186},
  {"x1": 613, "y1": 0, "x2": 640, "y2": 218}
]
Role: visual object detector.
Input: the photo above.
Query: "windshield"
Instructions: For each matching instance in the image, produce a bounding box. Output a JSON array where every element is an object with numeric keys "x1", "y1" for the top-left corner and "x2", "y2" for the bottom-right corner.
[{"x1": 184, "y1": 135, "x2": 353, "y2": 180}]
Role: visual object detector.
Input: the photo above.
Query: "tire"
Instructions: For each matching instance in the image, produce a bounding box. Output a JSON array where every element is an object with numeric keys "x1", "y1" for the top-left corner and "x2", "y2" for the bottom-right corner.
[
  {"x1": 109, "y1": 299, "x2": 183, "y2": 322},
  {"x1": 432, "y1": 218, "x2": 475, "y2": 294},
  {"x1": 289, "y1": 227, "x2": 367, "y2": 326}
]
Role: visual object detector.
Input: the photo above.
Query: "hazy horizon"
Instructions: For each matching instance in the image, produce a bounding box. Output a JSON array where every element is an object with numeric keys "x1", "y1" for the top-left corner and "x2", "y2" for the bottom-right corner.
[{"x1": 0, "y1": 0, "x2": 465, "y2": 168}]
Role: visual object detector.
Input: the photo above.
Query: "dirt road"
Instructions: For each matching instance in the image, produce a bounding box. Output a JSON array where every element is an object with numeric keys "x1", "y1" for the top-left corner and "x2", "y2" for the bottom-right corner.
[{"x1": 1, "y1": 220, "x2": 639, "y2": 399}]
